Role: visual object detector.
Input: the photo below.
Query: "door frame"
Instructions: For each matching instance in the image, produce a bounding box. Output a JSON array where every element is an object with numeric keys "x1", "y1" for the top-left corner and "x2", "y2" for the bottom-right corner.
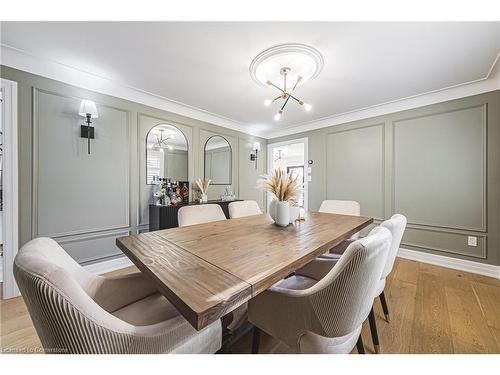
[
  {"x1": 266, "y1": 137, "x2": 309, "y2": 211},
  {"x1": 1, "y1": 78, "x2": 20, "y2": 299}
]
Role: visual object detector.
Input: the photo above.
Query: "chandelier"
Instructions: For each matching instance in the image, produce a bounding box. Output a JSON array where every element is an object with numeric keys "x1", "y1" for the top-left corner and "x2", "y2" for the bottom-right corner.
[
  {"x1": 250, "y1": 43, "x2": 323, "y2": 121},
  {"x1": 151, "y1": 129, "x2": 173, "y2": 151},
  {"x1": 264, "y1": 67, "x2": 312, "y2": 121}
]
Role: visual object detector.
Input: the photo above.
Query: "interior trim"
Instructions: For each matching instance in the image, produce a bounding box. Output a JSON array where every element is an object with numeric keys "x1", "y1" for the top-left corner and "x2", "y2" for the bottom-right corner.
[
  {"x1": 2, "y1": 44, "x2": 499, "y2": 140},
  {"x1": 398, "y1": 247, "x2": 500, "y2": 280}
]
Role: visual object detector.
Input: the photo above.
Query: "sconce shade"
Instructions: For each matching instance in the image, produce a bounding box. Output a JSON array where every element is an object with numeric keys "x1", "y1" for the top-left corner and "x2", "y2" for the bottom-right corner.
[
  {"x1": 253, "y1": 141, "x2": 261, "y2": 152},
  {"x1": 79, "y1": 100, "x2": 99, "y2": 118}
]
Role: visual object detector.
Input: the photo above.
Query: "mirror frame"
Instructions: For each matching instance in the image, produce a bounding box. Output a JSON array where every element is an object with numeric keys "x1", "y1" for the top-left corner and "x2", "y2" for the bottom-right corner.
[
  {"x1": 203, "y1": 135, "x2": 232, "y2": 185},
  {"x1": 145, "y1": 123, "x2": 189, "y2": 185}
]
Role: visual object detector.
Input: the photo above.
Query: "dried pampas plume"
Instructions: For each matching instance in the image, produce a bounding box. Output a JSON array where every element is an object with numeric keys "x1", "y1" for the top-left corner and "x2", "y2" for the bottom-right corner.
[
  {"x1": 195, "y1": 178, "x2": 211, "y2": 194},
  {"x1": 257, "y1": 169, "x2": 302, "y2": 202}
]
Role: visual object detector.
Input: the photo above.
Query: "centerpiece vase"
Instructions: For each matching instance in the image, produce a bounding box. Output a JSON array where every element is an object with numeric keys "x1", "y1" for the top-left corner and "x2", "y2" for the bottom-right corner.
[{"x1": 275, "y1": 201, "x2": 290, "y2": 227}]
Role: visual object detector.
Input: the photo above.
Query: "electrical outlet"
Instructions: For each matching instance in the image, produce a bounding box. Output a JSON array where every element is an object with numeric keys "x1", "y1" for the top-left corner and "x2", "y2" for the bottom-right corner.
[{"x1": 467, "y1": 236, "x2": 477, "y2": 247}]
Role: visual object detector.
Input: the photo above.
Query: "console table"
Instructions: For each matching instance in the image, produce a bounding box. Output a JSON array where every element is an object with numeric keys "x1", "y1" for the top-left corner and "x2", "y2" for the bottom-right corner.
[{"x1": 149, "y1": 200, "x2": 242, "y2": 231}]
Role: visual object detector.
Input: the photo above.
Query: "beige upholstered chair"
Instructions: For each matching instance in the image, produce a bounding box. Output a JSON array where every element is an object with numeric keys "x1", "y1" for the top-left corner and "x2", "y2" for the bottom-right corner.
[
  {"x1": 248, "y1": 226, "x2": 392, "y2": 354},
  {"x1": 14, "y1": 237, "x2": 221, "y2": 354},
  {"x1": 177, "y1": 204, "x2": 226, "y2": 227},
  {"x1": 318, "y1": 214, "x2": 407, "y2": 353},
  {"x1": 228, "y1": 200, "x2": 262, "y2": 219}
]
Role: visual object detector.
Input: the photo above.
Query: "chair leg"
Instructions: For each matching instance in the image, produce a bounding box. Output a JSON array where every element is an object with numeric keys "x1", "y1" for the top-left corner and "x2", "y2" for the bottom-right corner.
[
  {"x1": 379, "y1": 290, "x2": 390, "y2": 322},
  {"x1": 356, "y1": 334, "x2": 365, "y2": 354},
  {"x1": 251, "y1": 326, "x2": 261, "y2": 354},
  {"x1": 368, "y1": 307, "x2": 380, "y2": 354}
]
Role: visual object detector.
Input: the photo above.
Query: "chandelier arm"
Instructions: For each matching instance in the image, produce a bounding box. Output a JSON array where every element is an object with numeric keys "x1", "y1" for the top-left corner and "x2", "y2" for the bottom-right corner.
[
  {"x1": 280, "y1": 95, "x2": 291, "y2": 112},
  {"x1": 272, "y1": 96, "x2": 281, "y2": 102},
  {"x1": 291, "y1": 76, "x2": 300, "y2": 92},
  {"x1": 269, "y1": 82, "x2": 286, "y2": 93},
  {"x1": 287, "y1": 93, "x2": 303, "y2": 104}
]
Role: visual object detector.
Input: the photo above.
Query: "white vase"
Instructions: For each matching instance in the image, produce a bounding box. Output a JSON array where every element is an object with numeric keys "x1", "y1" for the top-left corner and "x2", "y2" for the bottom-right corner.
[
  {"x1": 289, "y1": 206, "x2": 300, "y2": 223},
  {"x1": 201, "y1": 193, "x2": 208, "y2": 203},
  {"x1": 275, "y1": 201, "x2": 290, "y2": 227},
  {"x1": 268, "y1": 199, "x2": 277, "y2": 221}
]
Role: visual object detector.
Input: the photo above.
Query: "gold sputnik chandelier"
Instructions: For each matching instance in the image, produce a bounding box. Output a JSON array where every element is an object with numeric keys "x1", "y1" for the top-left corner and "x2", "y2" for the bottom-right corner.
[{"x1": 264, "y1": 67, "x2": 312, "y2": 121}]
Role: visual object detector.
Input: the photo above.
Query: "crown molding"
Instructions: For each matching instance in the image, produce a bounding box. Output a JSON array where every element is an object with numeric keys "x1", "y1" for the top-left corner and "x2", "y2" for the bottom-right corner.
[
  {"x1": 2, "y1": 43, "x2": 499, "y2": 140},
  {"x1": 0, "y1": 44, "x2": 259, "y2": 137},
  {"x1": 266, "y1": 52, "x2": 500, "y2": 139}
]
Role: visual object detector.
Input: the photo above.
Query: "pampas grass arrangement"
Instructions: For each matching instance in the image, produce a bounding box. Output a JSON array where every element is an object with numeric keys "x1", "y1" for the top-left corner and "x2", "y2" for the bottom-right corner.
[
  {"x1": 257, "y1": 169, "x2": 302, "y2": 202},
  {"x1": 195, "y1": 178, "x2": 211, "y2": 195}
]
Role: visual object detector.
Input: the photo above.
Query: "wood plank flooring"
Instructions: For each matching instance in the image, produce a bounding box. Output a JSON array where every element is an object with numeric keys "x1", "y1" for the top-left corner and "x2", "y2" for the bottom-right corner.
[{"x1": 1, "y1": 258, "x2": 499, "y2": 354}]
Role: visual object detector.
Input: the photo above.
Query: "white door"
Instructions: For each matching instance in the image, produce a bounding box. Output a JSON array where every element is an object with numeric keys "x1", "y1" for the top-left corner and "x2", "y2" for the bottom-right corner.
[{"x1": 267, "y1": 137, "x2": 309, "y2": 211}]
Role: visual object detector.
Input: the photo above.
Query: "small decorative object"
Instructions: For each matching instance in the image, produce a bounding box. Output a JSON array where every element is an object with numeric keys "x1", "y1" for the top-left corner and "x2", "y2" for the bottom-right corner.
[
  {"x1": 78, "y1": 99, "x2": 99, "y2": 155},
  {"x1": 221, "y1": 186, "x2": 236, "y2": 202},
  {"x1": 180, "y1": 182, "x2": 189, "y2": 204},
  {"x1": 257, "y1": 169, "x2": 302, "y2": 227},
  {"x1": 196, "y1": 178, "x2": 211, "y2": 203},
  {"x1": 249, "y1": 141, "x2": 261, "y2": 169}
]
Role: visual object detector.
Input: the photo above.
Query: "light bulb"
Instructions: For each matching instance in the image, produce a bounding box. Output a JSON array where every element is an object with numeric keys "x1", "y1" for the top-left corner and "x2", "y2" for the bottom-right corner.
[
  {"x1": 304, "y1": 103, "x2": 312, "y2": 111},
  {"x1": 274, "y1": 112, "x2": 282, "y2": 121},
  {"x1": 264, "y1": 99, "x2": 272, "y2": 106}
]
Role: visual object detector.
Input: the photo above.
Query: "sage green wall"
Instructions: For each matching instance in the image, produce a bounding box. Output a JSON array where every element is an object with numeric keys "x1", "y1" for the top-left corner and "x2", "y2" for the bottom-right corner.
[
  {"x1": 270, "y1": 91, "x2": 500, "y2": 266},
  {"x1": 1, "y1": 66, "x2": 267, "y2": 265}
]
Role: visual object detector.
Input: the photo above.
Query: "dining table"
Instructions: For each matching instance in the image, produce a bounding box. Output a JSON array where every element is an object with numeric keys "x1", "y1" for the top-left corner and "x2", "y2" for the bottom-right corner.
[{"x1": 116, "y1": 211, "x2": 373, "y2": 331}]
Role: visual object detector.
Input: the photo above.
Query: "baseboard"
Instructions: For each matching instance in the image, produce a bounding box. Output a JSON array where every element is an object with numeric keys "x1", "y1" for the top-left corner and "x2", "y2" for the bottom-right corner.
[
  {"x1": 82, "y1": 256, "x2": 133, "y2": 275},
  {"x1": 398, "y1": 247, "x2": 500, "y2": 280}
]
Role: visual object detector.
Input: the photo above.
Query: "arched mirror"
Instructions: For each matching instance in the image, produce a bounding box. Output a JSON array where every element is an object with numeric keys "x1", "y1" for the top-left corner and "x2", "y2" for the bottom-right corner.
[
  {"x1": 146, "y1": 124, "x2": 188, "y2": 185},
  {"x1": 204, "y1": 135, "x2": 232, "y2": 185}
]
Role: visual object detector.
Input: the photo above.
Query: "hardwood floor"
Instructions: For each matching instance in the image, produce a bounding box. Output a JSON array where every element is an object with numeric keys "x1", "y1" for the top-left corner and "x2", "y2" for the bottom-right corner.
[{"x1": 1, "y1": 258, "x2": 499, "y2": 354}]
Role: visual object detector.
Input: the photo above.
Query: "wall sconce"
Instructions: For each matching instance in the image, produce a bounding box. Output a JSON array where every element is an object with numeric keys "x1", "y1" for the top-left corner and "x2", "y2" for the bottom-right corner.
[
  {"x1": 250, "y1": 141, "x2": 261, "y2": 169},
  {"x1": 78, "y1": 99, "x2": 99, "y2": 154}
]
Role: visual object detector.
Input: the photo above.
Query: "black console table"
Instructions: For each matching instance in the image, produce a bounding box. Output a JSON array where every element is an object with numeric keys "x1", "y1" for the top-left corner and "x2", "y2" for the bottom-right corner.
[{"x1": 149, "y1": 200, "x2": 242, "y2": 231}]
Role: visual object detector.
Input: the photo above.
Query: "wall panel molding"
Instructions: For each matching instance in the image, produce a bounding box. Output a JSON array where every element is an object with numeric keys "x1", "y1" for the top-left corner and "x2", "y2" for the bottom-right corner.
[
  {"x1": 392, "y1": 104, "x2": 487, "y2": 233},
  {"x1": 326, "y1": 123, "x2": 385, "y2": 221},
  {"x1": 32, "y1": 88, "x2": 131, "y2": 238}
]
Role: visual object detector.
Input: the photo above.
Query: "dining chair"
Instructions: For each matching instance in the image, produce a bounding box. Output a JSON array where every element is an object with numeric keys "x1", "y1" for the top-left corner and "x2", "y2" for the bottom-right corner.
[
  {"x1": 318, "y1": 214, "x2": 407, "y2": 353},
  {"x1": 248, "y1": 226, "x2": 392, "y2": 354},
  {"x1": 228, "y1": 200, "x2": 262, "y2": 218},
  {"x1": 13, "y1": 237, "x2": 222, "y2": 354},
  {"x1": 177, "y1": 204, "x2": 226, "y2": 227}
]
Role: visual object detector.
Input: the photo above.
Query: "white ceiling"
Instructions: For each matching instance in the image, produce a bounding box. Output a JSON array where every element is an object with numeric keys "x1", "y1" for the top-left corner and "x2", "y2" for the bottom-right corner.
[{"x1": 1, "y1": 22, "x2": 499, "y2": 137}]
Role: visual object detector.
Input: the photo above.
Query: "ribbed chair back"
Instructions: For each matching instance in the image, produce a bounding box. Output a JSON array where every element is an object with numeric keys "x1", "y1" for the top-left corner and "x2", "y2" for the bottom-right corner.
[{"x1": 308, "y1": 226, "x2": 391, "y2": 337}]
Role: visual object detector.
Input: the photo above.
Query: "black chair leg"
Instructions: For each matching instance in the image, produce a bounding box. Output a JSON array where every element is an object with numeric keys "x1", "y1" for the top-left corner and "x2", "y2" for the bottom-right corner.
[
  {"x1": 356, "y1": 334, "x2": 365, "y2": 354},
  {"x1": 379, "y1": 290, "x2": 390, "y2": 322},
  {"x1": 251, "y1": 326, "x2": 261, "y2": 354},
  {"x1": 368, "y1": 306, "x2": 380, "y2": 354}
]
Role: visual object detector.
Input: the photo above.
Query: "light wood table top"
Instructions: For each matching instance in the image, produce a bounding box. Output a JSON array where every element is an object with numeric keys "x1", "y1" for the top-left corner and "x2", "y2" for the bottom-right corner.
[{"x1": 116, "y1": 212, "x2": 372, "y2": 330}]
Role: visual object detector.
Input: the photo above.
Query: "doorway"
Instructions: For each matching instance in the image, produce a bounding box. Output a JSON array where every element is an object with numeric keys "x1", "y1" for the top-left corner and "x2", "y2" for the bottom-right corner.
[{"x1": 267, "y1": 137, "x2": 309, "y2": 211}]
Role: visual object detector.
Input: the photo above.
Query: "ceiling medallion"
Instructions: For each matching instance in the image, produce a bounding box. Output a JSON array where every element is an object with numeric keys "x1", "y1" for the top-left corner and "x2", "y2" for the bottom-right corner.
[{"x1": 249, "y1": 43, "x2": 323, "y2": 121}]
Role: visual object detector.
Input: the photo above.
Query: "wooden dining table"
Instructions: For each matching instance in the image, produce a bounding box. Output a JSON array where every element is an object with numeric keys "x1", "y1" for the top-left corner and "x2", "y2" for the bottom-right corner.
[{"x1": 116, "y1": 211, "x2": 373, "y2": 331}]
